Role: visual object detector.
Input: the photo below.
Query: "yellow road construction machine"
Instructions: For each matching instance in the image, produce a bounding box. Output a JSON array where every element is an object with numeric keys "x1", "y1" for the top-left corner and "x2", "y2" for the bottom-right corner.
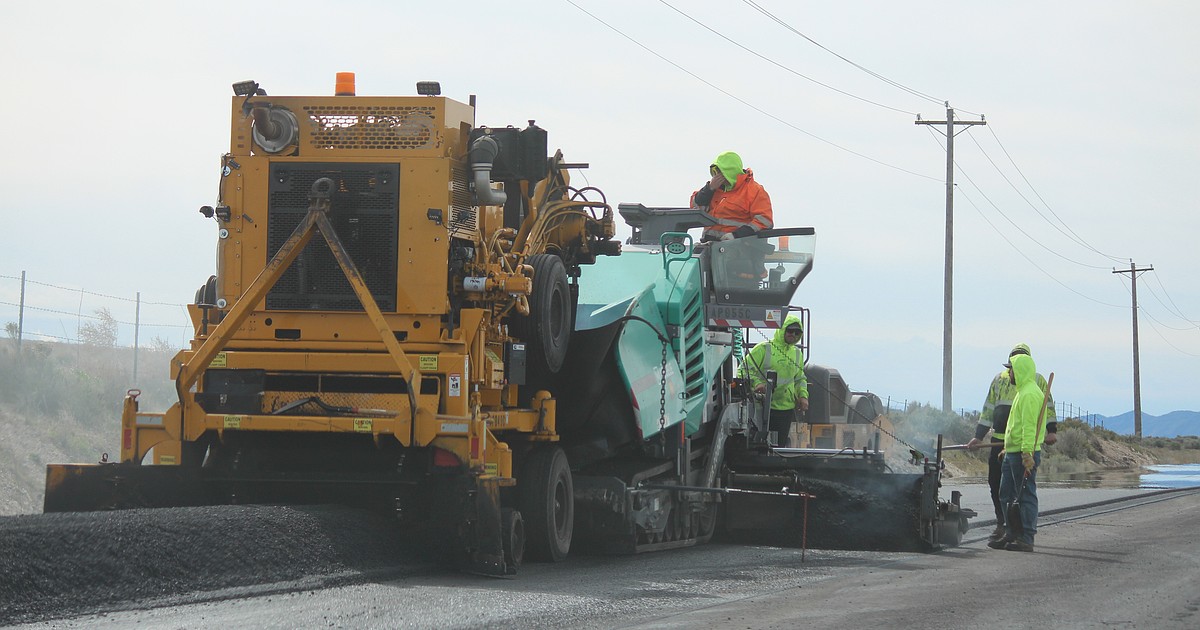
[{"x1": 44, "y1": 76, "x2": 970, "y2": 575}]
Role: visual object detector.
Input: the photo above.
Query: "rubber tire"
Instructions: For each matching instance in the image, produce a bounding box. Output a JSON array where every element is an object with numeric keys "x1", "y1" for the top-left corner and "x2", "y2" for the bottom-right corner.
[
  {"x1": 501, "y1": 508, "x2": 526, "y2": 571},
  {"x1": 194, "y1": 275, "x2": 217, "y2": 305},
  {"x1": 517, "y1": 254, "x2": 572, "y2": 375},
  {"x1": 519, "y1": 446, "x2": 574, "y2": 562},
  {"x1": 181, "y1": 438, "x2": 210, "y2": 468}
]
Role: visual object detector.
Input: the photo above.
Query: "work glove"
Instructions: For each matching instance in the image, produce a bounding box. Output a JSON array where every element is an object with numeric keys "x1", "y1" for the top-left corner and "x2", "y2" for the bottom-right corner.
[
  {"x1": 731, "y1": 224, "x2": 756, "y2": 239},
  {"x1": 1022, "y1": 451, "x2": 1035, "y2": 474}
]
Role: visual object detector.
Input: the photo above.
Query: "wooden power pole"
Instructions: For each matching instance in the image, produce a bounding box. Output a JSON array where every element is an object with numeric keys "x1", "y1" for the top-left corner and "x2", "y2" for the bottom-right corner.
[
  {"x1": 1112, "y1": 261, "x2": 1153, "y2": 438},
  {"x1": 916, "y1": 104, "x2": 986, "y2": 412}
]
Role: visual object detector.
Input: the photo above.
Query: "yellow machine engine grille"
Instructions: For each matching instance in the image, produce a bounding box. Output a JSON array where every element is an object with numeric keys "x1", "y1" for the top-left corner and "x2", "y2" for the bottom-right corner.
[{"x1": 303, "y1": 105, "x2": 437, "y2": 150}]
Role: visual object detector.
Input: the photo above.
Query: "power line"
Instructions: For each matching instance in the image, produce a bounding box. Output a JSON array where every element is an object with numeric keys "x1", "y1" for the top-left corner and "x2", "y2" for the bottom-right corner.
[
  {"x1": 740, "y1": 0, "x2": 1177, "y2": 340},
  {"x1": 1147, "y1": 272, "x2": 1199, "y2": 326},
  {"x1": 564, "y1": 0, "x2": 941, "y2": 182},
  {"x1": 923, "y1": 128, "x2": 1124, "y2": 273},
  {"x1": 741, "y1": 0, "x2": 961, "y2": 111},
  {"x1": 929, "y1": 124, "x2": 1199, "y2": 346},
  {"x1": 1138, "y1": 281, "x2": 1200, "y2": 331},
  {"x1": 952, "y1": 186, "x2": 1125, "y2": 309},
  {"x1": 979, "y1": 127, "x2": 1125, "y2": 263},
  {"x1": 657, "y1": 0, "x2": 918, "y2": 116},
  {"x1": 1135, "y1": 305, "x2": 1200, "y2": 357}
]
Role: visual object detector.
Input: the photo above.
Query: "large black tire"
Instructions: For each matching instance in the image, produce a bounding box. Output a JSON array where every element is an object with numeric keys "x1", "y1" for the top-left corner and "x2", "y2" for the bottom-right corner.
[
  {"x1": 516, "y1": 254, "x2": 572, "y2": 375},
  {"x1": 519, "y1": 446, "x2": 574, "y2": 562}
]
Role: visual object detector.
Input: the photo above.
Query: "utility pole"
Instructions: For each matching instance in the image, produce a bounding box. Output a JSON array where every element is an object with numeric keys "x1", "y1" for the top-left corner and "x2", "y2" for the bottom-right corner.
[
  {"x1": 1113, "y1": 261, "x2": 1153, "y2": 438},
  {"x1": 916, "y1": 104, "x2": 986, "y2": 412}
]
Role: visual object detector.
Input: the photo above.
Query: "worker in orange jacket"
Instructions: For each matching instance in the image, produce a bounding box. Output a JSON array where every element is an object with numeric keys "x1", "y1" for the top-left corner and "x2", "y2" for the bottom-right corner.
[{"x1": 690, "y1": 151, "x2": 774, "y2": 242}]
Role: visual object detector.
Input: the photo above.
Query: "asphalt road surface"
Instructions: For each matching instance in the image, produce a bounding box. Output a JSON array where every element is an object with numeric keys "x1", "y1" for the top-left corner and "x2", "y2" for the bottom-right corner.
[{"x1": 6, "y1": 486, "x2": 1198, "y2": 629}]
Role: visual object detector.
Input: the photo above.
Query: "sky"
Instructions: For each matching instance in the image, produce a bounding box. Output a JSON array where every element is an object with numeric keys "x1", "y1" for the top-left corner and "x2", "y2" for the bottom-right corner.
[{"x1": 1, "y1": 1, "x2": 1197, "y2": 419}]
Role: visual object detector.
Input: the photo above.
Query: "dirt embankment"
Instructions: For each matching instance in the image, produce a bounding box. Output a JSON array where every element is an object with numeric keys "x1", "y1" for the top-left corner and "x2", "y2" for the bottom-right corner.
[
  {"x1": 1089, "y1": 437, "x2": 1157, "y2": 469},
  {"x1": 0, "y1": 406, "x2": 114, "y2": 516},
  {"x1": 941, "y1": 434, "x2": 1159, "y2": 481}
]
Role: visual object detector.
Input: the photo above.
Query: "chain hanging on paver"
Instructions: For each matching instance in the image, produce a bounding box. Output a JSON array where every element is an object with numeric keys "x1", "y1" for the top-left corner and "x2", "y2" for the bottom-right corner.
[{"x1": 658, "y1": 340, "x2": 668, "y2": 445}]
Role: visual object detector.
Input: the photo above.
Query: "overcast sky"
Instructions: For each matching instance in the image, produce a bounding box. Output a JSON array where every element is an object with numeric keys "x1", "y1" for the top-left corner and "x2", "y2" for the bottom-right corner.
[{"x1": 2, "y1": 1, "x2": 1197, "y2": 418}]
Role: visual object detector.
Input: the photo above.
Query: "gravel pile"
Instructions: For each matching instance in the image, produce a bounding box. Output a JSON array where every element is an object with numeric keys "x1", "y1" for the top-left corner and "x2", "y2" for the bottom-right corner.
[{"x1": 0, "y1": 504, "x2": 427, "y2": 625}]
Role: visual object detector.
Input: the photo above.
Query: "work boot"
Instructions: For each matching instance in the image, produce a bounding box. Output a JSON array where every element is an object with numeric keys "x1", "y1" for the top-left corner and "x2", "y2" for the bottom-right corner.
[
  {"x1": 986, "y1": 537, "x2": 1010, "y2": 550},
  {"x1": 987, "y1": 525, "x2": 1006, "y2": 542},
  {"x1": 1005, "y1": 540, "x2": 1035, "y2": 552}
]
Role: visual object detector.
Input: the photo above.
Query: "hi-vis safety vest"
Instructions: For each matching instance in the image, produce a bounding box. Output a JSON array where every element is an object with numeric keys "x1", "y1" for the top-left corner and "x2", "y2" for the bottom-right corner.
[{"x1": 741, "y1": 340, "x2": 808, "y2": 411}]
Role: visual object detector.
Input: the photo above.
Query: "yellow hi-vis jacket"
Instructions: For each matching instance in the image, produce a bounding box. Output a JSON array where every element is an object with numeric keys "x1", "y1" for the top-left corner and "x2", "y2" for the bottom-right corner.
[
  {"x1": 738, "y1": 314, "x2": 808, "y2": 411},
  {"x1": 978, "y1": 368, "x2": 1055, "y2": 442},
  {"x1": 1005, "y1": 353, "x2": 1047, "y2": 453}
]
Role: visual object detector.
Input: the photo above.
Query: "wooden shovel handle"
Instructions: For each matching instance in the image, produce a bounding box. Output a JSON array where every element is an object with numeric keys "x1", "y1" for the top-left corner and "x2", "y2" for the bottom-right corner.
[
  {"x1": 1024, "y1": 372, "x2": 1055, "y2": 477},
  {"x1": 1035, "y1": 372, "x2": 1055, "y2": 438}
]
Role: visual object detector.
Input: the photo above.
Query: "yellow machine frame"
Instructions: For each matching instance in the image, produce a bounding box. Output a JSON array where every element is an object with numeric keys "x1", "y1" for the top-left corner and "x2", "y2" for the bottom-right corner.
[{"x1": 118, "y1": 90, "x2": 612, "y2": 486}]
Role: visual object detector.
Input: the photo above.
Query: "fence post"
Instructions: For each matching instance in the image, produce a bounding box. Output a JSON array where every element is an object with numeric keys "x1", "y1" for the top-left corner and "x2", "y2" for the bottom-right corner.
[
  {"x1": 17, "y1": 270, "x2": 26, "y2": 352},
  {"x1": 133, "y1": 291, "x2": 141, "y2": 385}
]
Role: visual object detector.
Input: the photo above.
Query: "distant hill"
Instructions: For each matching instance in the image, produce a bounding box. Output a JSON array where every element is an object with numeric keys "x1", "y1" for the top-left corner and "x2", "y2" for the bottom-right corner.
[{"x1": 1093, "y1": 410, "x2": 1200, "y2": 437}]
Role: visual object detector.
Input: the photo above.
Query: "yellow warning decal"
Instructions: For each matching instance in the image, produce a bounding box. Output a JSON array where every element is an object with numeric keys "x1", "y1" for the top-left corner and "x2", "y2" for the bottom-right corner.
[
  {"x1": 159, "y1": 455, "x2": 177, "y2": 465},
  {"x1": 419, "y1": 355, "x2": 438, "y2": 371},
  {"x1": 223, "y1": 415, "x2": 242, "y2": 429},
  {"x1": 484, "y1": 462, "x2": 498, "y2": 476},
  {"x1": 354, "y1": 418, "x2": 373, "y2": 433},
  {"x1": 210, "y1": 352, "x2": 228, "y2": 368}
]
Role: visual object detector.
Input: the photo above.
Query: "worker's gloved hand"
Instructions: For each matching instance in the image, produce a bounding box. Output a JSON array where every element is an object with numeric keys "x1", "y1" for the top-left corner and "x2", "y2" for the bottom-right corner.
[
  {"x1": 965, "y1": 438, "x2": 980, "y2": 449},
  {"x1": 1044, "y1": 432, "x2": 1058, "y2": 446},
  {"x1": 731, "y1": 225, "x2": 756, "y2": 239},
  {"x1": 1022, "y1": 451, "x2": 1035, "y2": 473},
  {"x1": 719, "y1": 232, "x2": 736, "y2": 241},
  {"x1": 796, "y1": 397, "x2": 809, "y2": 414}
]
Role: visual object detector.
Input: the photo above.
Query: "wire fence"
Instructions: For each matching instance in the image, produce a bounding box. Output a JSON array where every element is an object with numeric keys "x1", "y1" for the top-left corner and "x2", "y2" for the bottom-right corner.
[
  {"x1": 879, "y1": 396, "x2": 1107, "y2": 430},
  {"x1": 0, "y1": 270, "x2": 193, "y2": 353},
  {"x1": 5, "y1": 270, "x2": 1110, "y2": 428}
]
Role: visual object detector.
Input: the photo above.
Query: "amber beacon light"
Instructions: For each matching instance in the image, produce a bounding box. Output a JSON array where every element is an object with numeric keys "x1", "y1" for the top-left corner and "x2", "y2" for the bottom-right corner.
[{"x1": 335, "y1": 72, "x2": 356, "y2": 96}]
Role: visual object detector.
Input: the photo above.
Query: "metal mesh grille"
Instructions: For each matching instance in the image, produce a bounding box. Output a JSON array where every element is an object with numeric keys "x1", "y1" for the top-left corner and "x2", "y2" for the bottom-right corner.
[
  {"x1": 304, "y1": 105, "x2": 437, "y2": 150},
  {"x1": 266, "y1": 163, "x2": 399, "y2": 311},
  {"x1": 448, "y1": 165, "x2": 478, "y2": 239}
]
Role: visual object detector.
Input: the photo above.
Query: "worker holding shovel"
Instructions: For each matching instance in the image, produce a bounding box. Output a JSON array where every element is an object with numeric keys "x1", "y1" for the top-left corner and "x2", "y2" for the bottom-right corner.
[
  {"x1": 968, "y1": 343, "x2": 1056, "y2": 542},
  {"x1": 988, "y1": 353, "x2": 1053, "y2": 552}
]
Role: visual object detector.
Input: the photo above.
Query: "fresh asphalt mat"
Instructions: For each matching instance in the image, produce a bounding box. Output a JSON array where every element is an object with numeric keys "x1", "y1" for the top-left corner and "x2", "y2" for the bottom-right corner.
[{"x1": 0, "y1": 504, "x2": 432, "y2": 625}]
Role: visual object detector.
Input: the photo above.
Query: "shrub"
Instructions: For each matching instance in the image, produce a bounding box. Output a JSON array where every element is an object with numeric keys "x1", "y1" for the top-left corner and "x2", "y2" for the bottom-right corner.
[{"x1": 1055, "y1": 427, "x2": 1093, "y2": 461}]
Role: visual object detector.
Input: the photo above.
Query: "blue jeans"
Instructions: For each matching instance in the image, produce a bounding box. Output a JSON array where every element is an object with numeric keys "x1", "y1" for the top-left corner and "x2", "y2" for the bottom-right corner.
[{"x1": 998, "y1": 451, "x2": 1040, "y2": 544}]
